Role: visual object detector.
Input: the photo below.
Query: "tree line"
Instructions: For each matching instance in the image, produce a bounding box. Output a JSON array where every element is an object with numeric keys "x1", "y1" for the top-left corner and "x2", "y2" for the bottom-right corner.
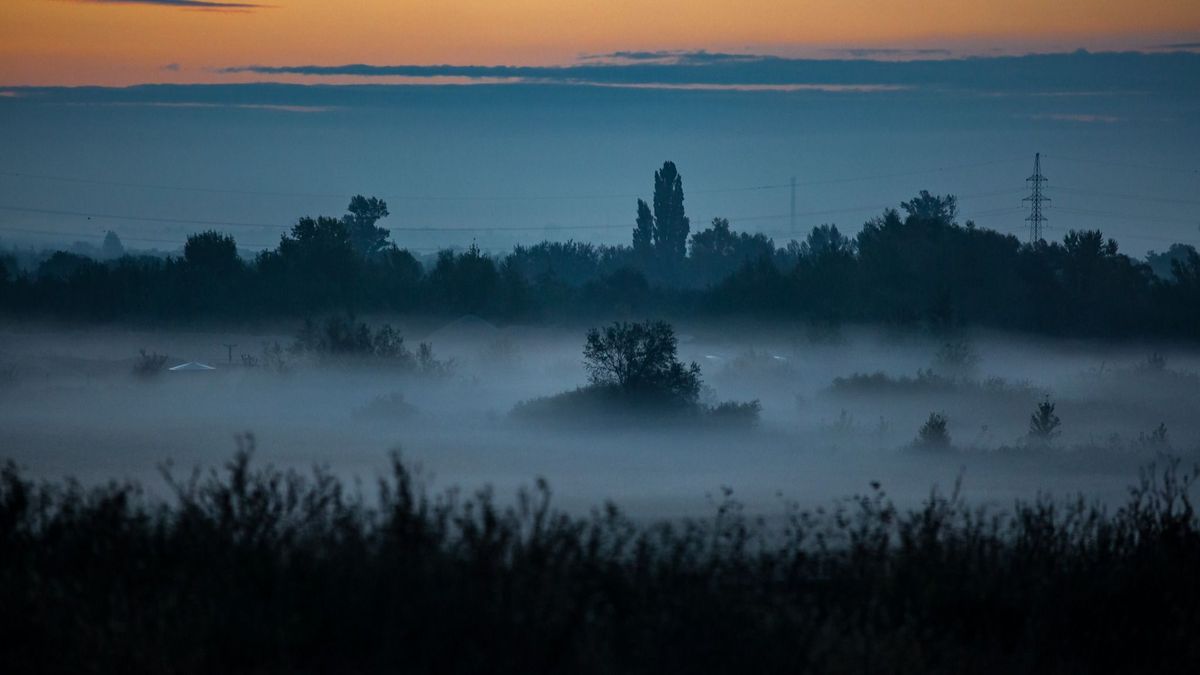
[{"x1": 1, "y1": 161, "x2": 1198, "y2": 338}]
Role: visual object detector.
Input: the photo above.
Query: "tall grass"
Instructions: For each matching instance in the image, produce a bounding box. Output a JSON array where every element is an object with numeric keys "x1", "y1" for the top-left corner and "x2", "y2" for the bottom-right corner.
[{"x1": 2, "y1": 441, "x2": 1199, "y2": 673}]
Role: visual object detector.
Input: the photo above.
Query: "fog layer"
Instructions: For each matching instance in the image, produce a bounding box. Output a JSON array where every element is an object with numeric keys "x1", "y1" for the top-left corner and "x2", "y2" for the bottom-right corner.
[{"x1": 3, "y1": 320, "x2": 1196, "y2": 516}]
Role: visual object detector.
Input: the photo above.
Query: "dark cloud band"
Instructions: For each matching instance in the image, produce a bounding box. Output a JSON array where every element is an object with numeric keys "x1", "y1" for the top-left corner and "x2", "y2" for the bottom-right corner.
[
  {"x1": 220, "y1": 51, "x2": 1200, "y2": 94},
  {"x1": 75, "y1": 0, "x2": 262, "y2": 9}
]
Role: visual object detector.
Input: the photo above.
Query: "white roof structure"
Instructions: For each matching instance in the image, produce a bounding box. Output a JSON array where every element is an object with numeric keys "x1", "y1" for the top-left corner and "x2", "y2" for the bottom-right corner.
[{"x1": 168, "y1": 361, "x2": 216, "y2": 372}]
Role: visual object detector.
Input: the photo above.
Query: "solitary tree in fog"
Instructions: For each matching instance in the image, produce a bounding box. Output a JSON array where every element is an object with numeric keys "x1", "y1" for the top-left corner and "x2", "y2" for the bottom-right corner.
[
  {"x1": 583, "y1": 320, "x2": 701, "y2": 404},
  {"x1": 916, "y1": 412, "x2": 951, "y2": 449},
  {"x1": 1029, "y1": 397, "x2": 1061, "y2": 443}
]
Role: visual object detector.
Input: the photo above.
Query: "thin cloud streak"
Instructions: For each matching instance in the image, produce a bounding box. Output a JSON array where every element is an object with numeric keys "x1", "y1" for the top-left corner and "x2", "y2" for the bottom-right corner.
[
  {"x1": 72, "y1": 0, "x2": 263, "y2": 9},
  {"x1": 831, "y1": 48, "x2": 954, "y2": 57}
]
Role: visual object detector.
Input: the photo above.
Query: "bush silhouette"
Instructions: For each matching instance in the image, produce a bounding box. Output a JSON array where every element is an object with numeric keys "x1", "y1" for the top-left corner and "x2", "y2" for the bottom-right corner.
[
  {"x1": 132, "y1": 348, "x2": 168, "y2": 378},
  {"x1": 915, "y1": 412, "x2": 951, "y2": 449},
  {"x1": 1029, "y1": 396, "x2": 1062, "y2": 443}
]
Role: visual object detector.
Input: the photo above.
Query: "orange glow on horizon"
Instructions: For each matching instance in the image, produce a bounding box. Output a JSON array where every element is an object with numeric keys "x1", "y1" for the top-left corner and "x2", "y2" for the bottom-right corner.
[{"x1": 1, "y1": 0, "x2": 1198, "y2": 86}]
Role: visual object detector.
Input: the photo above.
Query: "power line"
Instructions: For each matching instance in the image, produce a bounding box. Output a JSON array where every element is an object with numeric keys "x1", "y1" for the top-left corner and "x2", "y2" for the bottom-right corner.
[
  {"x1": 0, "y1": 205, "x2": 282, "y2": 230},
  {"x1": 0, "y1": 156, "x2": 1027, "y2": 204},
  {"x1": 1052, "y1": 206, "x2": 1199, "y2": 227},
  {"x1": 1045, "y1": 155, "x2": 1199, "y2": 175},
  {"x1": 0, "y1": 225, "x2": 446, "y2": 252},
  {"x1": 0, "y1": 171, "x2": 347, "y2": 201},
  {"x1": 0, "y1": 188, "x2": 1027, "y2": 237},
  {"x1": 1053, "y1": 185, "x2": 1200, "y2": 207},
  {"x1": 965, "y1": 206, "x2": 1026, "y2": 218},
  {"x1": 0, "y1": 225, "x2": 276, "y2": 249}
]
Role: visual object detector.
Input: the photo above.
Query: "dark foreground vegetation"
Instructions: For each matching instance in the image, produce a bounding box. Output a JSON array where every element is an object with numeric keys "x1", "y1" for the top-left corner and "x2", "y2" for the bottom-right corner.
[
  {"x1": 2, "y1": 162, "x2": 1199, "y2": 339},
  {"x1": 3, "y1": 445, "x2": 1199, "y2": 674}
]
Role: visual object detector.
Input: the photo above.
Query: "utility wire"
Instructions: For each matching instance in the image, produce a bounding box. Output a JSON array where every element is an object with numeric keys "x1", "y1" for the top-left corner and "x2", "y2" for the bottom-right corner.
[
  {"x1": 0, "y1": 188, "x2": 1026, "y2": 236},
  {"x1": 1045, "y1": 155, "x2": 1199, "y2": 175},
  {"x1": 1052, "y1": 206, "x2": 1199, "y2": 227},
  {"x1": 0, "y1": 205, "x2": 281, "y2": 230},
  {"x1": 1054, "y1": 185, "x2": 1200, "y2": 207},
  {"x1": 0, "y1": 225, "x2": 274, "y2": 249},
  {"x1": 0, "y1": 156, "x2": 1027, "y2": 204},
  {"x1": 0, "y1": 225, "x2": 446, "y2": 252}
]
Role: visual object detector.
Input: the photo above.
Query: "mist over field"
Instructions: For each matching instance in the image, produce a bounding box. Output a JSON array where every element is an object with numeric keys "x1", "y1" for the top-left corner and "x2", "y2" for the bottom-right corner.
[{"x1": 4, "y1": 319, "x2": 1196, "y2": 516}]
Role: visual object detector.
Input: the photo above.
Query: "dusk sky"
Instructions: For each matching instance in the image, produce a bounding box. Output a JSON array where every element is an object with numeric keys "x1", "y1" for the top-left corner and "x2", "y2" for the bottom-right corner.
[
  {"x1": 2, "y1": 0, "x2": 1199, "y2": 86},
  {"x1": 1, "y1": 2, "x2": 1198, "y2": 256}
]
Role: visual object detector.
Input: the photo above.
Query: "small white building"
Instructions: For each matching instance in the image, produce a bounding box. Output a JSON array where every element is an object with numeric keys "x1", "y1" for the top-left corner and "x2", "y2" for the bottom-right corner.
[{"x1": 168, "y1": 361, "x2": 216, "y2": 372}]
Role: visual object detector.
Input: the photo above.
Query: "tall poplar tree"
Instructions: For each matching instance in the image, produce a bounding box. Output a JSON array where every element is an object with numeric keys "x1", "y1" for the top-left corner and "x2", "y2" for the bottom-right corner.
[
  {"x1": 652, "y1": 161, "x2": 689, "y2": 267},
  {"x1": 633, "y1": 198, "x2": 654, "y2": 263}
]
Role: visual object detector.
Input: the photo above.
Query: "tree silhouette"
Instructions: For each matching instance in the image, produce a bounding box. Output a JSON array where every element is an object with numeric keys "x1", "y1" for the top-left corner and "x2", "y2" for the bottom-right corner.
[
  {"x1": 184, "y1": 231, "x2": 240, "y2": 272},
  {"x1": 427, "y1": 244, "x2": 500, "y2": 314},
  {"x1": 100, "y1": 231, "x2": 125, "y2": 260},
  {"x1": 633, "y1": 198, "x2": 654, "y2": 264},
  {"x1": 262, "y1": 216, "x2": 362, "y2": 311},
  {"x1": 344, "y1": 195, "x2": 391, "y2": 257},
  {"x1": 583, "y1": 320, "x2": 701, "y2": 404},
  {"x1": 652, "y1": 161, "x2": 689, "y2": 270},
  {"x1": 1029, "y1": 397, "x2": 1062, "y2": 442},
  {"x1": 800, "y1": 224, "x2": 853, "y2": 258},
  {"x1": 916, "y1": 412, "x2": 951, "y2": 449},
  {"x1": 900, "y1": 191, "x2": 957, "y2": 225},
  {"x1": 689, "y1": 217, "x2": 775, "y2": 286}
]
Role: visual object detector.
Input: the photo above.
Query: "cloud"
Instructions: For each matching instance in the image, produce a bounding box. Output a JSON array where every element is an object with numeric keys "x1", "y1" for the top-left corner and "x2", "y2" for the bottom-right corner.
[
  {"x1": 831, "y1": 48, "x2": 954, "y2": 58},
  {"x1": 77, "y1": 101, "x2": 336, "y2": 113},
  {"x1": 580, "y1": 50, "x2": 774, "y2": 65},
  {"x1": 220, "y1": 51, "x2": 1200, "y2": 95},
  {"x1": 1029, "y1": 113, "x2": 1121, "y2": 123},
  {"x1": 1155, "y1": 42, "x2": 1200, "y2": 50},
  {"x1": 72, "y1": 0, "x2": 263, "y2": 9},
  {"x1": 162, "y1": 63, "x2": 181, "y2": 72}
]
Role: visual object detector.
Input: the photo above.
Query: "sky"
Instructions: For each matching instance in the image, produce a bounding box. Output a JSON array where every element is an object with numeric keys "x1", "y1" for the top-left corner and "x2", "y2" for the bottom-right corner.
[
  {"x1": 0, "y1": 2, "x2": 1198, "y2": 258},
  {"x1": 2, "y1": 0, "x2": 1199, "y2": 86}
]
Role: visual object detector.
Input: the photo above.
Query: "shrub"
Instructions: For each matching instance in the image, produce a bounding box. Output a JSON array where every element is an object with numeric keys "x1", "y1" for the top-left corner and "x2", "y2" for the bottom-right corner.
[
  {"x1": 1142, "y1": 351, "x2": 1168, "y2": 372},
  {"x1": 132, "y1": 348, "x2": 168, "y2": 378},
  {"x1": 915, "y1": 412, "x2": 951, "y2": 449},
  {"x1": 705, "y1": 399, "x2": 762, "y2": 428},
  {"x1": 1029, "y1": 396, "x2": 1062, "y2": 443},
  {"x1": 293, "y1": 314, "x2": 412, "y2": 363},
  {"x1": 931, "y1": 339, "x2": 980, "y2": 379},
  {"x1": 416, "y1": 342, "x2": 453, "y2": 377},
  {"x1": 242, "y1": 341, "x2": 290, "y2": 373},
  {"x1": 1138, "y1": 423, "x2": 1170, "y2": 450},
  {"x1": 292, "y1": 316, "x2": 448, "y2": 375}
]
